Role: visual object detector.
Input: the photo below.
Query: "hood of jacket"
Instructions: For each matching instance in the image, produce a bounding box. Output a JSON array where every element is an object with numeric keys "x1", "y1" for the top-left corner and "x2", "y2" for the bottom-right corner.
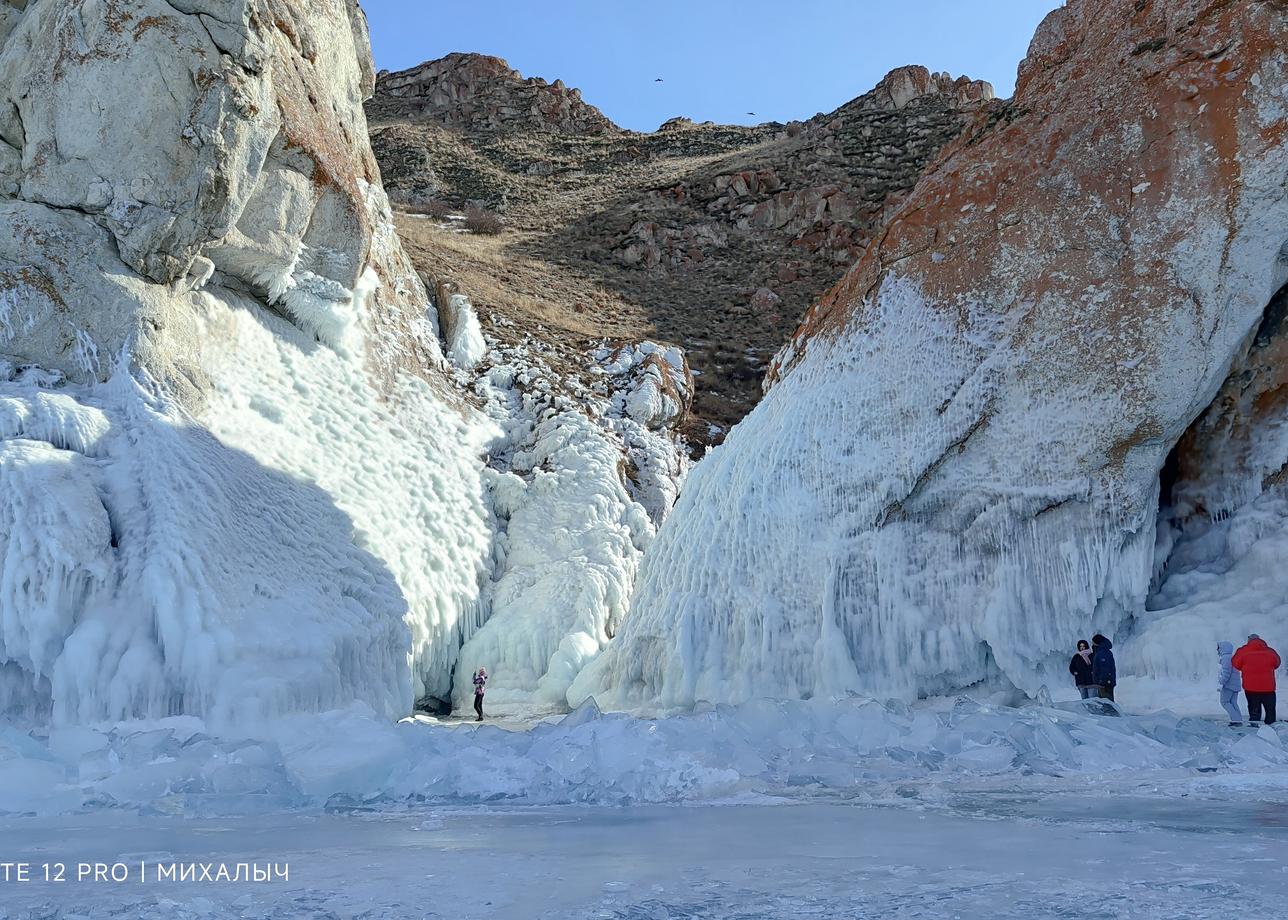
[
  {"x1": 1094, "y1": 637, "x2": 1113, "y2": 650},
  {"x1": 1218, "y1": 641, "x2": 1234, "y2": 655}
]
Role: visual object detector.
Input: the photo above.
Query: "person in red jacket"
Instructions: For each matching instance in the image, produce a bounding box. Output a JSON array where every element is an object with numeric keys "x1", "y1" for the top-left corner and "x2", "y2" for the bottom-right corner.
[{"x1": 1232, "y1": 634, "x2": 1281, "y2": 724}]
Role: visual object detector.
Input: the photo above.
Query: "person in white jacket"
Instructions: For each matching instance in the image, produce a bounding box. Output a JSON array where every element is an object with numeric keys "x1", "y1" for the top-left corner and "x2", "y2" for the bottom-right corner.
[{"x1": 1218, "y1": 641, "x2": 1242, "y2": 724}]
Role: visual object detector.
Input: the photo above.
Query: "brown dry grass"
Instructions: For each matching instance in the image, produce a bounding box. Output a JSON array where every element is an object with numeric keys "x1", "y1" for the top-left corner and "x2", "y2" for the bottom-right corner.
[{"x1": 396, "y1": 216, "x2": 653, "y2": 346}]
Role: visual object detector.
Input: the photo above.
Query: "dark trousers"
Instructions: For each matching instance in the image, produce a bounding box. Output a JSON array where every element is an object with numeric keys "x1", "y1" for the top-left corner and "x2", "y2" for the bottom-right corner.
[
  {"x1": 474, "y1": 694, "x2": 484, "y2": 720},
  {"x1": 1246, "y1": 691, "x2": 1277, "y2": 724},
  {"x1": 1097, "y1": 685, "x2": 1115, "y2": 702}
]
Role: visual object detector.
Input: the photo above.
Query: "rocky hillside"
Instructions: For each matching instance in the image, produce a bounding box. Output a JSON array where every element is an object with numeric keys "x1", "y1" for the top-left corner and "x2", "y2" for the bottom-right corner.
[{"x1": 367, "y1": 54, "x2": 994, "y2": 439}]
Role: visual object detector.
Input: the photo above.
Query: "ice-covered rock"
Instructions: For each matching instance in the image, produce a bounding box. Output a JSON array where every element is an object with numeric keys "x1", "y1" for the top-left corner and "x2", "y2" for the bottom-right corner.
[
  {"x1": 573, "y1": 0, "x2": 1288, "y2": 708},
  {"x1": 0, "y1": 0, "x2": 496, "y2": 726}
]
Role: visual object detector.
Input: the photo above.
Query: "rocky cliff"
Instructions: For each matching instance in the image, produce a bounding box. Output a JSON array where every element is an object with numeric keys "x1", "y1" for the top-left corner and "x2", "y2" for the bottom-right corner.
[
  {"x1": 367, "y1": 55, "x2": 994, "y2": 438},
  {"x1": 0, "y1": 0, "x2": 435, "y2": 389},
  {"x1": 0, "y1": 0, "x2": 490, "y2": 725},
  {"x1": 574, "y1": 0, "x2": 1288, "y2": 707}
]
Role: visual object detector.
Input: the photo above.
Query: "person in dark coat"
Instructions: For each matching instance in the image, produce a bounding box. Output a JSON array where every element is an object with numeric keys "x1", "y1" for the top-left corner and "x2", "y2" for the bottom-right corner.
[
  {"x1": 472, "y1": 667, "x2": 488, "y2": 721},
  {"x1": 1232, "y1": 634, "x2": 1280, "y2": 724},
  {"x1": 1069, "y1": 640, "x2": 1096, "y2": 699},
  {"x1": 1091, "y1": 634, "x2": 1116, "y2": 702}
]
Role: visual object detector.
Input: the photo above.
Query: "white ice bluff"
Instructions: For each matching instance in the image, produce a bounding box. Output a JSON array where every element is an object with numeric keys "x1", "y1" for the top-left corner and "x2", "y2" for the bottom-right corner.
[
  {"x1": 572, "y1": 0, "x2": 1288, "y2": 709},
  {"x1": 0, "y1": 1, "x2": 686, "y2": 727},
  {"x1": 0, "y1": 0, "x2": 500, "y2": 725}
]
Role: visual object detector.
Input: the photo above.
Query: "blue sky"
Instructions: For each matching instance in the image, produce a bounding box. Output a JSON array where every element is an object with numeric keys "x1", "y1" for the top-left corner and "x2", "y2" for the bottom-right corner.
[{"x1": 361, "y1": 2, "x2": 1063, "y2": 132}]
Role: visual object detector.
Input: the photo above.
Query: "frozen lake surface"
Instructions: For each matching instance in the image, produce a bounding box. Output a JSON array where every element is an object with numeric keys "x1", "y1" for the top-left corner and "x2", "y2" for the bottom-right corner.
[
  {"x1": 4, "y1": 698, "x2": 1288, "y2": 917},
  {"x1": 3, "y1": 794, "x2": 1287, "y2": 919}
]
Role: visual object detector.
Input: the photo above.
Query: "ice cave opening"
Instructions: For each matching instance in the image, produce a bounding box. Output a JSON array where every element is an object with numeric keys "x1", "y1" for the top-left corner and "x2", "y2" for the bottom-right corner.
[{"x1": 1125, "y1": 274, "x2": 1288, "y2": 708}]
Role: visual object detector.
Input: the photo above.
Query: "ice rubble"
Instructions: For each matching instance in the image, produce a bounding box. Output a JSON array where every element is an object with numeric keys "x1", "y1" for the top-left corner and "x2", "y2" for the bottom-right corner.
[{"x1": 1, "y1": 696, "x2": 1285, "y2": 815}]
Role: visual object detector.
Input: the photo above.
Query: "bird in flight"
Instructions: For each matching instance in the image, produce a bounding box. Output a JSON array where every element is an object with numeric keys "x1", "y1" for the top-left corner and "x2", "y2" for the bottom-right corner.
[
  {"x1": 746, "y1": 112, "x2": 756, "y2": 116},
  {"x1": 654, "y1": 77, "x2": 664, "y2": 82}
]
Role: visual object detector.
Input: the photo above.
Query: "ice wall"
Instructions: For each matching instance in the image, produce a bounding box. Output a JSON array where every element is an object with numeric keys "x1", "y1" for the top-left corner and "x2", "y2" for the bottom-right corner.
[
  {"x1": 573, "y1": 0, "x2": 1288, "y2": 709},
  {"x1": 450, "y1": 336, "x2": 691, "y2": 712},
  {"x1": 571, "y1": 277, "x2": 1164, "y2": 708}
]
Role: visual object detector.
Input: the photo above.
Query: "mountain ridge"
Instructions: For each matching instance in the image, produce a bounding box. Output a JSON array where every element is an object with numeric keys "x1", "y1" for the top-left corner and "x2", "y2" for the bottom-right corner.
[{"x1": 367, "y1": 52, "x2": 996, "y2": 438}]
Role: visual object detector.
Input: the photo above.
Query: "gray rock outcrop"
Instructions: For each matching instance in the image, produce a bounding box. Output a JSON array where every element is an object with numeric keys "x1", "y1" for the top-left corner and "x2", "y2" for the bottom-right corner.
[{"x1": 1, "y1": 0, "x2": 433, "y2": 393}]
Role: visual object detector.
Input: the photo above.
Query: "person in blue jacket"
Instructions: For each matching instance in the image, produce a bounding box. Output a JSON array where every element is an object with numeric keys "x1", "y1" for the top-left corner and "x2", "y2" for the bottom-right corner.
[
  {"x1": 1091, "y1": 634, "x2": 1116, "y2": 701},
  {"x1": 1217, "y1": 641, "x2": 1243, "y2": 724}
]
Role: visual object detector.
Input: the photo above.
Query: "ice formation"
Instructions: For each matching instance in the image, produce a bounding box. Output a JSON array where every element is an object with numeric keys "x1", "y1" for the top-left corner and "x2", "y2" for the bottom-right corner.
[
  {"x1": 574, "y1": 0, "x2": 1288, "y2": 709},
  {"x1": 449, "y1": 333, "x2": 691, "y2": 712},
  {"x1": 437, "y1": 289, "x2": 488, "y2": 371},
  {"x1": 0, "y1": 287, "x2": 497, "y2": 726}
]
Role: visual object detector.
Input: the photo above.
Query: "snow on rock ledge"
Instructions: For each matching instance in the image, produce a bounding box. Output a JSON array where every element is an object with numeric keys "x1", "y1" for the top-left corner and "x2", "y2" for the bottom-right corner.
[
  {"x1": 573, "y1": 0, "x2": 1288, "y2": 709},
  {"x1": 0, "y1": 0, "x2": 496, "y2": 726}
]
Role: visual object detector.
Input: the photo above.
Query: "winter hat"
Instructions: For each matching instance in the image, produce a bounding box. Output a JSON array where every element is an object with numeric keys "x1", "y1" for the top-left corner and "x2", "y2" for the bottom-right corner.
[
  {"x1": 1248, "y1": 634, "x2": 1261, "y2": 641},
  {"x1": 1092, "y1": 633, "x2": 1107, "y2": 645}
]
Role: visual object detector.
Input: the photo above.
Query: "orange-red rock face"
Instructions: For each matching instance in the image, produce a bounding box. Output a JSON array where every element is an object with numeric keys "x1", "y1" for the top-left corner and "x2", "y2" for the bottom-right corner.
[
  {"x1": 773, "y1": 0, "x2": 1288, "y2": 504},
  {"x1": 788, "y1": 0, "x2": 1286, "y2": 385}
]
